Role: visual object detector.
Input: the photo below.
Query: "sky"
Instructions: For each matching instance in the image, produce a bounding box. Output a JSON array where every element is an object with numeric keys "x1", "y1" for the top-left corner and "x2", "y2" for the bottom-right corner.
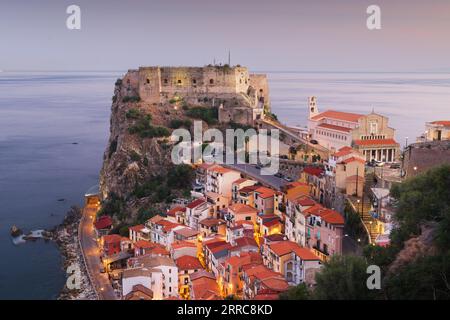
[{"x1": 1, "y1": 0, "x2": 450, "y2": 72}]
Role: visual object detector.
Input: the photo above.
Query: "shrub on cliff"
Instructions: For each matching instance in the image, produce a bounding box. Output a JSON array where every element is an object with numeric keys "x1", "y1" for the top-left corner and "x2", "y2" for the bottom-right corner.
[
  {"x1": 128, "y1": 113, "x2": 170, "y2": 138},
  {"x1": 123, "y1": 95, "x2": 141, "y2": 103},
  {"x1": 185, "y1": 106, "x2": 218, "y2": 125},
  {"x1": 169, "y1": 119, "x2": 192, "y2": 129}
]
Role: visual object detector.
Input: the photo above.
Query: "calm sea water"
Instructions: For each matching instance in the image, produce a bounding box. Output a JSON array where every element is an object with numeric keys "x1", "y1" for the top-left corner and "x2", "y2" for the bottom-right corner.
[{"x1": 0, "y1": 71, "x2": 449, "y2": 299}]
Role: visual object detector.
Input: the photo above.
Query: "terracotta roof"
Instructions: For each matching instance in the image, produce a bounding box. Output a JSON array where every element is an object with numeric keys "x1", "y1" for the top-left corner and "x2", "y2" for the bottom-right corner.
[
  {"x1": 239, "y1": 185, "x2": 259, "y2": 193},
  {"x1": 102, "y1": 234, "x2": 122, "y2": 244},
  {"x1": 175, "y1": 255, "x2": 203, "y2": 271},
  {"x1": 209, "y1": 166, "x2": 233, "y2": 174},
  {"x1": 190, "y1": 270, "x2": 216, "y2": 281},
  {"x1": 303, "y1": 166, "x2": 324, "y2": 177},
  {"x1": 263, "y1": 219, "x2": 281, "y2": 228},
  {"x1": 302, "y1": 203, "x2": 324, "y2": 216},
  {"x1": 285, "y1": 184, "x2": 310, "y2": 201},
  {"x1": 255, "y1": 186, "x2": 276, "y2": 199},
  {"x1": 174, "y1": 227, "x2": 199, "y2": 238},
  {"x1": 155, "y1": 219, "x2": 183, "y2": 232},
  {"x1": 312, "y1": 110, "x2": 363, "y2": 123},
  {"x1": 134, "y1": 240, "x2": 156, "y2": 249},
  {"x1": 148, "y1": 215, "x2": 165, "y2": 224},
  {"x1": 233, "y1": 178, "x2": 250, "y2": 185},
  {"x1": 94, "y1": 215, "x2": 113, "y2": 230},
  {"x1": 342, "y1": 157, "x2": 366, "y2": 164},
  {"x1": 229, "y1": 203, "x2": 258, "y2": 215},
  {"x1": 199, "y1": 218, "x2": 225, "y2": 227},
  {"x1": 129, "y1": 224, "x2": 145, "y2": 232},
  {"x1": 244, "y1": 265, "x2": 289, "y2": 292},
  {"x1": 124, "y1": 284, "x2": 153, "y2": 300},
  {"x1": 187, "y1": 198, "x2": 206, "y2": 209},
  {"x1": 317, "y1": 123, "x2": 352, "y2": 133},
  {"x1": 296, "y1": 196, "x2": 316, "y2": 207},
  {"x1": 353, "y1": 138, "x2": 399, "y2": 146},
  {"x1": 269, "y1": 241, "x2": 320, "y2": 261},
  {"x1": 190, "y1": 271, "x2": 221, "y2": 300},
  {"x1": 234, "y1": 236, "x2": 258, "y2": 248},
  {"x1": 321, "y1": 209, "x2": 345, "y2": 225},
  {"x1": 430, "y1": 120, "x2": 450, "y2": 127},
  {"x1": 333, "y1": 146, "x2": 355, "y2": 157},
  {"x1": 171, "y1": 240, "x2": 197, "y2": 249},
  {"x1": 167, "y1": 206, "x2": 186, "y2": 217}
]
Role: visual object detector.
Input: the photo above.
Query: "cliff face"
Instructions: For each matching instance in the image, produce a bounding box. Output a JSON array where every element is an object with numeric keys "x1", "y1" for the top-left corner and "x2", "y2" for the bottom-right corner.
[
  {"x1": 99, "y1": 80, "x2": 177, "y2": 206},
  {"x1": 99, "y1": 68, "x2": 264, "y2": 223}
]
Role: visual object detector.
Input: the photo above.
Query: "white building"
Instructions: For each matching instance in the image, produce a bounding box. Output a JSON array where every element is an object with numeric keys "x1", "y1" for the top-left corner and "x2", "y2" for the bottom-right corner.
[
  {"x1": 206, "y1": 165, "x2": 241, "y2": 198},
  {"x1": 122, "y1": 267, "x2": 163, "y2": 300}
]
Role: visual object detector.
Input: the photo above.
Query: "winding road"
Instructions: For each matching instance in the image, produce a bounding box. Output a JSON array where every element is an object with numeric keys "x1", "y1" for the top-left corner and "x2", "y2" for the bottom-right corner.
[{"x1": 79, "y1": 204, "x2": 117, "y2": 300}]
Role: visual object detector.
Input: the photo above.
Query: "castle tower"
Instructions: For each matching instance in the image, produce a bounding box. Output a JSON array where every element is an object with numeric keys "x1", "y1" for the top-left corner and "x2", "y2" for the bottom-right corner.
[{"x1": 308, "y1": 96, "x2": 319, "y2": 119}]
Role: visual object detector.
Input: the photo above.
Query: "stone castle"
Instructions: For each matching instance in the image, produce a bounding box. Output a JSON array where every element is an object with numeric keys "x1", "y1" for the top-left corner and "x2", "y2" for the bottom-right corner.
[{"x1": 120, "y1": 65, "x2": 270, "y2": 125}]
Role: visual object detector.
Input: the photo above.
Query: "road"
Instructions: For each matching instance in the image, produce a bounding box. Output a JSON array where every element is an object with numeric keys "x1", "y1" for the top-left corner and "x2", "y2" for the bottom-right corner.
[
  {"x1": 260, "y1": 119, "x2": 330, "y2": 155},
  {"x1": 225, "y1": 163, "x2": 288, "y2": 190},
  {"x1": 79, "y1": 205, "x2": 117, "y2": 300}
]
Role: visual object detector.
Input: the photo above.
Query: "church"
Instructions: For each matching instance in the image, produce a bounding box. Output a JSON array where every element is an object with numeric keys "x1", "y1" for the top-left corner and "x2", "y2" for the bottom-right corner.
[{"x1": 307, "y1": 96, "x2": 400, "y2": 163}]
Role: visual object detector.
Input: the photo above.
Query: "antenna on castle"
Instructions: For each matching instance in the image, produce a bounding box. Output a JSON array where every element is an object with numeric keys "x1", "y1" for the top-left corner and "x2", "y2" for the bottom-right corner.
[{"x1": 228, "y1": 50, "x2": 231, "y2": 66}]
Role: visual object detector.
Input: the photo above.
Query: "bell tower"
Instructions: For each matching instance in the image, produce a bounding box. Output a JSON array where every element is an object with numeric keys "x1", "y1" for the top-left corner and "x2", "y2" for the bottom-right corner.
[{"x1": 308, "y1": 96, "x2": 319, "y2": 119}]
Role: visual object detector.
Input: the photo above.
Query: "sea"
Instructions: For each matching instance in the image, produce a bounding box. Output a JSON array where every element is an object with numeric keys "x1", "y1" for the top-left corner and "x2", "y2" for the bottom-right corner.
[{"x1": 0, "y1": 71, "x2": 449, "y2": 299}]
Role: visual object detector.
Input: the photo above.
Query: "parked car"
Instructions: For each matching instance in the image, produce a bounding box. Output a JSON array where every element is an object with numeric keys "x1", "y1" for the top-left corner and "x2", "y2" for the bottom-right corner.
[
  {"x1": 275, "y1": 172, "x2": 283, "y2": 178},
  {"x1": 310, "y1": 139, "x2": 318, "y2": 145},
  {"x1": 254, "y1": 165, "x2": 261, "y2": 170},
  {"x1": 283, "y1": 176, "x2": 294, "y2": 182}
]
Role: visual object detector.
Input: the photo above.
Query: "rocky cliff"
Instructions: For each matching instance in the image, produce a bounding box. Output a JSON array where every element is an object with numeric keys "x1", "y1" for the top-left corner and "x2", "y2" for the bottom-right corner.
[{"x1": 98, "y1": 74, "x2": 251, "y2": 224}]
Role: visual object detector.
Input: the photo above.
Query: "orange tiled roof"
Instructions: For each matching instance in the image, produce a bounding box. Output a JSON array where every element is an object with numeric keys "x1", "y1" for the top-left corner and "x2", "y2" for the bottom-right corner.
[
  {"x1": 286, "y1": 184, "x2": 310, "y2": 201},
  {"x1": 233, "y1": 178, "x2": 250, "y2": 185},
  {"x1": 129, "y1": 224, "x2": 145, "y2": 232},
  {"x1": 102, "y1": 234, "x2": 122, "y2": 244},
  {"x1": 430, "y1": 120, "x2": 450, "y2": 127},
  {"x1": 269, "y1": 241, "x2": 320, "y2": 261},
  {"x1": 229, "y1": 203, "x2": 258, "y2": 215},
  {"x1": 175, "y1": 255, "x2": 203, "y2": 271},
  {"x1": 172, "y1": 240, "x2": 197, "y2": 249},
  {"x1": 186, "y1": 198, "x2": 206, "y2": 209},
  {"x1": 317, "y1": 123, "x2": 352, "y2": 133},
  {"x1": 321, "y1": 209, "x2": 345, "y2": 225},
  {"x1": 333, "y1": 146, "x2": 355, "y2": 157},
  {"x1": 134, "y1": 240, "x2": 156, "y2": 249},
  {"x1": 354, "y1": 138, "x2": 399, "y2": 146},
  {"x1": 255, "y1": 186, "x2": 276, "y2": 199},
  {"x1": 312, "y1": 110, "x2": 363, "y2": 123},
  {"x1": 167, "y1": 206, "x2": 186, "y2": 217},
  {"x1": 209, "y1": 166, "x2": 233, "y2": 174}
]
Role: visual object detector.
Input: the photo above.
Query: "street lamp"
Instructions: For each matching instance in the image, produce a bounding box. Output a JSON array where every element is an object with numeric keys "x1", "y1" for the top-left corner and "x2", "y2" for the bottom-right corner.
[{"x1": 357, "y1": 199, "x2": 361, "y2": 218}]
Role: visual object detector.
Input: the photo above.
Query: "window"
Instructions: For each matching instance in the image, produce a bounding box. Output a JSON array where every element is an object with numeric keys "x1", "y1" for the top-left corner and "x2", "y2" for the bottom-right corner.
[
  {"x1": 210, "y1": 79, "x2": 214, "y2": 84},
  {"x1": 370, "y1": 121, "x2": 378, "y2": 135},
  {"x1": 192, "y1": 79, "x2": 197, "y2": 84},
  {"x1": 146, "y1": 78, "x2": 150, "y2": 84},
  {"x1": 177, "y1": 79, "x2": 182, "y2": 84},
  {"x1": 164, "y1": 79, "x2": 168, "y2": 84}
]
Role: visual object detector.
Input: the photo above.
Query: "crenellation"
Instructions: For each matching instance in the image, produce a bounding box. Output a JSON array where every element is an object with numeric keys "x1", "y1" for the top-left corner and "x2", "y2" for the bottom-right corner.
[{"x1": 119, "y1": 65, "x2": 270, "y2": 125}]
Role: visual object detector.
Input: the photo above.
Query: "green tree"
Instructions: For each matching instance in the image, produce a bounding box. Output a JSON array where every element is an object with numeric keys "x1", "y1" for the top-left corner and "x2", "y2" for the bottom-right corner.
[
  {"x1": 279, "y1": 283, "x2": 310, "y2": 300},
  {"x1": 313, "y1": 255, "x2": 376, "y2": 300}
]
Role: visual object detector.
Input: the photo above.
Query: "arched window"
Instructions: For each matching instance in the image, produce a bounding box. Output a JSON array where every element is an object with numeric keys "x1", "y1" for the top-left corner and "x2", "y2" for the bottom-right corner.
[
  {"x1": 210, "y1": 79, "x2": 214, "y2": 85},
  {"x1": 146, "y1": 78, "x2": 150, "y2": 84}
]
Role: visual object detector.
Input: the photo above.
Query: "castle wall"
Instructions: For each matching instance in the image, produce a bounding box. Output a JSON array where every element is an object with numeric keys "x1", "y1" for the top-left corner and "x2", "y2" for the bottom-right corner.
[{"x1": 249, "y1": 74, "x2": 270, "y2": 109}]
